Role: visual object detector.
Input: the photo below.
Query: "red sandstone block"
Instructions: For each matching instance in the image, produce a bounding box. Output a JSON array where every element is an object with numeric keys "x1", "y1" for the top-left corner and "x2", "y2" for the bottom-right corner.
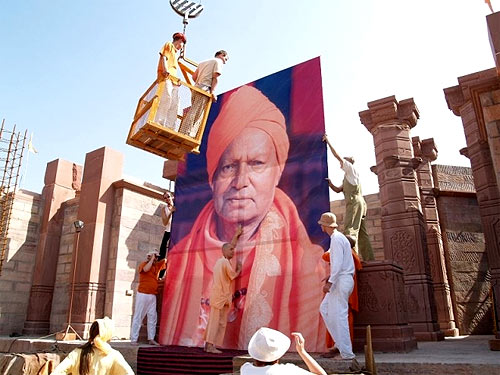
[
  {"x1": 58, "y1": 253, "x2": 73, "y2": 265},
  {"x1": 0, "y1": 281, "x2": 13, "y2": 291},
  {"x1": 486, "y1": 121, "x2": 500, "y2": 138},
  {"x1": 115, "y1": 270, "x2": 136, "y2": 282},
  {"x1": 1, "y1": 269, "x2": 31, "y2": 282},
  {"x1": 163, "y1": 160, "x2": 178, "y2": 181},
  {"x1": 11, "y1": 244, "x2": 36, "y2": 257},
  {"x1": 120, "y1": 206, "x2": 145, "y2": 222},
  {"x1": 30, "y1": 204, "x2": 40, "y2": 215},
  {"x1": 364, "y1": 194, "x2": 380, "y2": 203},
  {"x1": 56, "y1": 263, "x2": 65, "y2": 275},
  {"x1": 5, "y1": 291, "x2": 30, "y2": 304},
  {"x1": 484, "y1": 104, "x2": 500, "y2": 124},
  {"x1": 55, "y1": 274, "x2": 69, "y2": 284},
  {"x1": 16, "y1": 262, "x2": 33, "y2": 273},
  {"x1": 492, "y1": 89, "x2": 500, "y2": 104},
  {"x1": 368, "y1": 221, "x2": 382, "y2": 229},
  {"x1": 64, "y1": 263, "x2": 73, "y2": 273},
  {"x1": 1, "y1": 260, "x2": 16, "y2": 270},
  {"x1": 14, "y1": 282, "x2": 32, "y2": 292},
  {"x1": 1, "y1": 303, "x2": 27, "y2": 314}
]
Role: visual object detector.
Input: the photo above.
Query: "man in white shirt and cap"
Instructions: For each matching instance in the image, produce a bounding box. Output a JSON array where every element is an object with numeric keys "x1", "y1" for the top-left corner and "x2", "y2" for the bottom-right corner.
[
  {"x1": 240, "y1": 327, "x2": 326, "y2": 374},
  {"x1": 322, "y1": 134, "x2": 374, "y2": 261},
  {"x1": 180, "y1": 50, "x2": 228, "y2": 137},
  {"x1": 160, "y1": 191, "x2": 175, "y2": 258},
  {"x1": 318, "y1": 212, "x2": 356, "y2": 360}
]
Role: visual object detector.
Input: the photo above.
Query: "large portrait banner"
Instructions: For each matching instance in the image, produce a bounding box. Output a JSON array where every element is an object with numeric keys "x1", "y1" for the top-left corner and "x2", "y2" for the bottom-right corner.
[{"x1": 160, "y1": 57, "x2": 330, "y2": 351}]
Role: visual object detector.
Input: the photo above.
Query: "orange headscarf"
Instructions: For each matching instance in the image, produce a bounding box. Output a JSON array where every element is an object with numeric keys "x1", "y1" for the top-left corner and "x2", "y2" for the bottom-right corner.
[{"x1": 206, "y1": 85, "x2": 290, "y2": 185}]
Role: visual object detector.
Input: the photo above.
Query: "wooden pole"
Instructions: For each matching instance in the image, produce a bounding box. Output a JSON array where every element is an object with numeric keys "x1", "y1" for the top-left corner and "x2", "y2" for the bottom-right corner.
[{"x1": 365, "y1": 325, "x2": 376, "y2": 375}]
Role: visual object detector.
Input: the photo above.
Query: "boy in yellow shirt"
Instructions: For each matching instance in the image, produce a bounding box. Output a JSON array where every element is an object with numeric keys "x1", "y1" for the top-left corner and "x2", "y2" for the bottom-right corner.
[{"x1": 156, "y1": 32, "x2": 186, "y2": 129}]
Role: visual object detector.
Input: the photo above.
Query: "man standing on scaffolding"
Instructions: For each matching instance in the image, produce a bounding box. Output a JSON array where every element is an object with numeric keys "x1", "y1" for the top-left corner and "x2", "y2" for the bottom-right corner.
[
  {"x1": 156, "y1": 32, "x2": 186, "y2": 130},
  {"x1": 323, "y1": 134, "x2": 375, "y2": 261},
  {"x1": 180, "y1": 50, "x2": 228, "y2": 137}
]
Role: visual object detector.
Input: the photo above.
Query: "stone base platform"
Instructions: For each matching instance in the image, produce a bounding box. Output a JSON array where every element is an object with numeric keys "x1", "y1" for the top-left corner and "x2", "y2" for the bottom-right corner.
[
  {"x1": 0, "y1": 336, "x2": 139, "y2": 374},
  {"x1": 233, "y1": 336, "x2": 500, "y2": 375},
  {"x1": 1, "y1": 335, "x2": 499, "y2": 375}
]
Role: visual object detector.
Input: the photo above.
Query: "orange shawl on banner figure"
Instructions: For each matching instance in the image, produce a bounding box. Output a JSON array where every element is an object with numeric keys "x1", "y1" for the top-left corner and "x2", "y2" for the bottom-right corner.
[{"x1": 159, "y1": 60, "x2": 329, "y2": 352}]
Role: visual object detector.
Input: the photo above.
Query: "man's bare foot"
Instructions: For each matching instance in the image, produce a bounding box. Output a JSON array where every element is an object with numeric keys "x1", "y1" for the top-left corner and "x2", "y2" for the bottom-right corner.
[
  {"x1": 204, "y1": 343, "x2": 222, "y2": 353},
  {"x1": 205, "y1": 347, "x2": 222, "y2": 354},
  {"x1": 130, "y1": 341, "x2": 139, "y2": 346},
  {"x1": 148, "y1": 339, "x2": 159, "y2": 346}
]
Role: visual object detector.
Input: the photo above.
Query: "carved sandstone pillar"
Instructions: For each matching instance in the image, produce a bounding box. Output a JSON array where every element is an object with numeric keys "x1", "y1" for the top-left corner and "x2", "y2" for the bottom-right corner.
[
  {"x1": 24, "y1": 160, "x2": 82, "y2": 334},
  {"x1": 412, "y1": 137, "x2": 458, "y2": 337},
  {"x1": 353, "y1": 261, "x2": 417, "y2": 352},
  {"x1": 70, "y1": 147, "x2": 123, "y2": 337},
  {"x1": 444, "y1": 68, "x2": 500, "y2": 349},
  {"x1": 359, "y1": 96, "x2": 443, "y2": 341}
]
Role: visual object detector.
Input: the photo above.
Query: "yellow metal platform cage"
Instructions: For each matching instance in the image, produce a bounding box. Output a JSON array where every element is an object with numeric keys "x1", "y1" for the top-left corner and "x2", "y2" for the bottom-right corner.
[{"x1": 127, "y1": 60, "x2": 213, "y2": 160}]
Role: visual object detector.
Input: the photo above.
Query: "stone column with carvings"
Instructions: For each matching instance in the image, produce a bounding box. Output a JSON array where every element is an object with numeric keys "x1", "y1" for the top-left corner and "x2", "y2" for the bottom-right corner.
[
  {"x1": 353, "y1": 261, "x2": 417, "y2": 352},
  {"x1": 24, "y1": 160, "x2": 82, "y2": 334},
  {"x1": 70, "y1": 147, "x2": 124, "y2": 337},
  {"x1": 359, "y1": 96, "x2": 443, "y2": 341},
  {"x1": 412, "y1": 137, "x2": 458, "y2": 337},
  {"x1": 444, "y1": 68, "x2": 500, "y2": 349}
]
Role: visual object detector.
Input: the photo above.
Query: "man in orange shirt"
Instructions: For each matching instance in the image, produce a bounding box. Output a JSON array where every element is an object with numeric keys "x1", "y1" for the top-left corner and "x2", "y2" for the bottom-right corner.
[
  {"x1": 204, "y1": 226, "x2": 243, "y2": 353},
  {"x1": 130, "y1": 250, "x2": 167, "y2": 345}
]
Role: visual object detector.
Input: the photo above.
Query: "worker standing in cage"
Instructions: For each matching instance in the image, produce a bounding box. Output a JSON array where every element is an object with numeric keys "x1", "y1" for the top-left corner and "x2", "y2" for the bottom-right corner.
[
  {"x1": 156, "y1": 32, "x2": 186, "y2": 130},
  {"x1": 180, "y1": 50, "x2": 228, "y2": 138}
]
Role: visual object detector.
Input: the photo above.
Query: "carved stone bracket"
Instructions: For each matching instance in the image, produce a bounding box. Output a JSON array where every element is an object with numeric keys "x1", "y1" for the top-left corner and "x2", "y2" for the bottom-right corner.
[
  {"x1": 383, "y1": 155, "x2": 422, "y2": 170},
  {"x1": 413, "y1": 136, "x2": 438, "y2": 162},
  {"x1": 444, "y1": 68, "x2": 499, "y2": 143},
  {"x1": 360, "y1": 95, "x2": 420, "y2": 133}
]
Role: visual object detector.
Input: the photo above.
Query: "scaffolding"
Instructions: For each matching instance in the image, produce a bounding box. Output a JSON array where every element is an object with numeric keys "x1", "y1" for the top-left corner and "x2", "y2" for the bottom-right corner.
[
  {"x1": 0, "y1": 119, "x2": 27, "y2": 276},
  {"x1": 127, "y1": 0, "x2": 211, "y2": 161}
]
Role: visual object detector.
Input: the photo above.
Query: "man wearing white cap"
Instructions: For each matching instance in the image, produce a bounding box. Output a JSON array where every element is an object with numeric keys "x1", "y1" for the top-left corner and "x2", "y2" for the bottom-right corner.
[
  {"x1": 317, "y1": 212, "x2": 356, "y2": 360},
  {"x1": 130, "y1": 250, "x2": 166, "y2": 345},
  {"x1": 240, "y1": 327, "x2": 326, "y2": 374}
]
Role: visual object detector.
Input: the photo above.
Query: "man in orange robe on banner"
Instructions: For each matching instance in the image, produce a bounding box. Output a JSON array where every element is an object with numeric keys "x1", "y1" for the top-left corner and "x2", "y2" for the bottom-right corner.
[{"x1": 204, "y1": 226, "x2": 243, "y2": 353}]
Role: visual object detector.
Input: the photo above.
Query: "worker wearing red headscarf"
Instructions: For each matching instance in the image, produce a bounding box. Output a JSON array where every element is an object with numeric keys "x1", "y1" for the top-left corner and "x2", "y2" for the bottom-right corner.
[{"x1": 159, "y1": 85, "x2": 327, "y2": 351}]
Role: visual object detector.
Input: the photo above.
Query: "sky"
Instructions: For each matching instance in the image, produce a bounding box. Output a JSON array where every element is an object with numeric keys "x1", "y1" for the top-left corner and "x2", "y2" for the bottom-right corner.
[{"x1": 0, "y1": 0, "x2": 496, "y2": 196}]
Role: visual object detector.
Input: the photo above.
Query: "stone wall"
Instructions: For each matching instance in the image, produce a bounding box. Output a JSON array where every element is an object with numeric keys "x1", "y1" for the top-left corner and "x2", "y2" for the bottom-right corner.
[
  {"x1": 105, "y1": 180, "x2": 165, "y2": 339},
  {"x1": 1, "y1": 155, "x2": 491, "y2": 339},
  {"x1": 30, "y1": 178, "x2": 167, "y2": 340},
  {"x1": 49, "y1": 198, "x2": 80, "y2": 333},
  {"x1": 330, "y1": 193, "x2": 384, "y2": 260},
  {"x1": 0, "y1": 190, "x2": 41, "y2": 335},
  {"x1": 331, "y1": 165, "x2": 492, "y2": 335},
  {"x1": 433, "y1": 164, "x2": 492, "y2": 335}
]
